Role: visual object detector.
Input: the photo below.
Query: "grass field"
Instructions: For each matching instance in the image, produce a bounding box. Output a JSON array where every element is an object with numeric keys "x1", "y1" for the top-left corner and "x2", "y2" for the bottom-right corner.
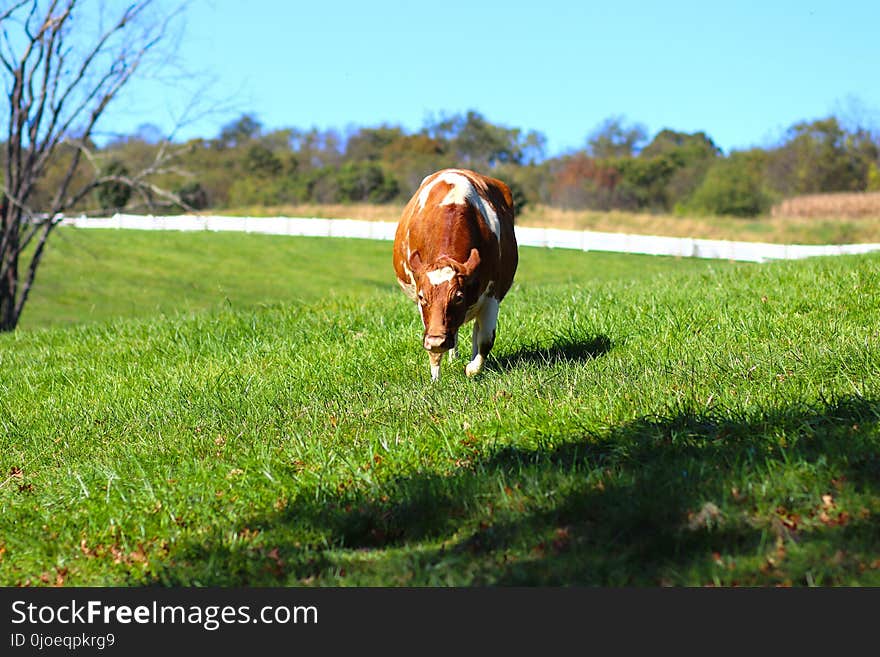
[{"x1": 1, "y1": 227, "x2": 879, "y2": 586}]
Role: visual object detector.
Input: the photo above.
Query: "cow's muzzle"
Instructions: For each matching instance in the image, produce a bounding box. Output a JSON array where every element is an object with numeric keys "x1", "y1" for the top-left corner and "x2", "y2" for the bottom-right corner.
[{"x1": 423, "y1": 334, "x2": 453, "y2": 353}]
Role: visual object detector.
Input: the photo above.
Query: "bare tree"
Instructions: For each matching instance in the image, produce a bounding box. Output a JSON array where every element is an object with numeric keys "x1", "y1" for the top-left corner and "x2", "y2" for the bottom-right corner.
[{"x1": 0, "y1": 0, "x2": 189, "y2": 331}]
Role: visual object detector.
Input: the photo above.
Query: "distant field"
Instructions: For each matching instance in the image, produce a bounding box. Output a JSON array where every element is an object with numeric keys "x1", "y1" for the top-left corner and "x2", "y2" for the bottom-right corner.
[
  {"x1": 21, "y1": 227, "x2": 733, "y2": 329},
  {"x1": 216, "y1": 201, "x2": 880, "y2": 245},
  {"x1": 771, "y1": 192, "x2": 880, "y2": 220},
  {"x1": 2, "y1": 228, "x2": 879, "y2": 587}
]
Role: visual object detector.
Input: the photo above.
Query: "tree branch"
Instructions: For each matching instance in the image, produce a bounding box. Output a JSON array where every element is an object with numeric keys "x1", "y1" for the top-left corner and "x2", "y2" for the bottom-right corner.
[{"x1": 1, "y1": 0, "x2": 189, "y2": 331}]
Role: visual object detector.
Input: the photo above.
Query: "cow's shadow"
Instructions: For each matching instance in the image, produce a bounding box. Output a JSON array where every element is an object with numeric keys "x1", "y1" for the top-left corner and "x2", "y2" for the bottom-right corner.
[{"x1": 489, "y1": 333, "x2": 612, "y2": 371}]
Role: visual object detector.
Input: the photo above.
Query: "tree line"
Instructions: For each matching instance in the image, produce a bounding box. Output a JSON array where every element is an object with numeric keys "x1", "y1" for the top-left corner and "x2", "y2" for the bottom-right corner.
[{"x1": 16, "y1": 109, "x2": 880, "y2": 221}]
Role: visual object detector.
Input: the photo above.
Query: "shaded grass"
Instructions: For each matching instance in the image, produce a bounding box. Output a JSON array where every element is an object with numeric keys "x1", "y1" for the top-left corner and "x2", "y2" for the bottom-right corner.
[{"x1": 2, "y1": 230, "x2": 879, "y2": 586}]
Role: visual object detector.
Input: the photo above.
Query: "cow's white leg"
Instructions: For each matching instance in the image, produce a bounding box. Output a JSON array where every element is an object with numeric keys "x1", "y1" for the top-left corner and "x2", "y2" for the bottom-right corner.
[
  {"x1": 429, "y1": 351, "x2": 443, "y2": 381},
  {"x1": 466, "y1": 297, "x2": 499, "y2": 377}
]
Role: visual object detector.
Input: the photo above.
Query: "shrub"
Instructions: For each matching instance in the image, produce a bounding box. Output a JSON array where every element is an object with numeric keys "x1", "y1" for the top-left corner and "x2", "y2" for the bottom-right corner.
[
  {"x1": 506, "y1": 179, "x2": 528, "y2": 216},
  {"x1": 868, "y1": 162, "x2": 880, "y2": 192},
  {"x1": 95, "y1": 160, "x2": 131, "y2": 211},
  {"x1": 336, "y1": 161, "x2": 399, "y2": 203},
  {"x1": 683, "y1": 151, "x2": 772, "y2": 217},
  {"x1": 175, "y1": 181, "x2": 209, "y2": 211},
  {"x1": 245, "y1": 144, "x2": 283, "y2": 178}
]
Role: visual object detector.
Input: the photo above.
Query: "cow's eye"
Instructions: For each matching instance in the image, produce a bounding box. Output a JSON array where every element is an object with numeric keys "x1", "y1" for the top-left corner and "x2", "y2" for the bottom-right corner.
[
  {"x1": 417, "y1": 290, "x2": 427, "y2": 305},
  {"x1": 452, "y1": 290, "x2": 465, "y2": 304}
]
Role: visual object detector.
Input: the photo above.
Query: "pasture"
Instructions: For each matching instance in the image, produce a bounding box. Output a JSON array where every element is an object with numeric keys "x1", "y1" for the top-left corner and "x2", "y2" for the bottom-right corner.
[{"x1": 1, "y1": 227, "x2": 879, "y2": 586}]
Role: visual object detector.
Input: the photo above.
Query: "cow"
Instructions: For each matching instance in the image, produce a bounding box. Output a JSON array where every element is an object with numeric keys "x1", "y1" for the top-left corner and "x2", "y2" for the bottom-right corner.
[{"x1": 393, "y1": 168, "x2": 518, "y2": 381}]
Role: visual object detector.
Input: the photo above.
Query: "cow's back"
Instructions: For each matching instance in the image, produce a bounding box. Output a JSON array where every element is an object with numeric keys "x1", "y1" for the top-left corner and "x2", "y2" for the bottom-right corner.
[{"x1": 393, "y1": 168, "x2": 518, "y2": 301}]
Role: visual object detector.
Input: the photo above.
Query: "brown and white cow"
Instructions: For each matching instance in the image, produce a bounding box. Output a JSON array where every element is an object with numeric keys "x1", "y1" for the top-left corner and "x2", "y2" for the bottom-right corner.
[{"x1": 393, "y1": 168, "x2": 518, "y2": 381}]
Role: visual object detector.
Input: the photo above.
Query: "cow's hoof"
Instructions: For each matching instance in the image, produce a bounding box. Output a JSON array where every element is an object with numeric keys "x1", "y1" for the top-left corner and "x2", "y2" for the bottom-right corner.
[{"x1": 465, "y1": 361, "x2": 483, "y2": 377}]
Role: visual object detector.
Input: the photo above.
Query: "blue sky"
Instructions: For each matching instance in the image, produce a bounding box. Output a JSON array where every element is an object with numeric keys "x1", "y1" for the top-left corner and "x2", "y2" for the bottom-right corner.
[{"x1": 101, "y1": 0, "x2": 880, "y2": 157}]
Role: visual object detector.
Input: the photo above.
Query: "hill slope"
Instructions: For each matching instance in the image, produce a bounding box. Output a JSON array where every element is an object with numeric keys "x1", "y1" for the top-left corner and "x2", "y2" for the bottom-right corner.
[{"x1": 2, "y1": 230, "x2": 879, "y2": 586}]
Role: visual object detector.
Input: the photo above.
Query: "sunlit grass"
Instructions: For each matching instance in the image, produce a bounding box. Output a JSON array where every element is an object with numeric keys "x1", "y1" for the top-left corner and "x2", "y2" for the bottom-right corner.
[{"x1": 2, "y1": 229, "x2": 879, "y2": 586}]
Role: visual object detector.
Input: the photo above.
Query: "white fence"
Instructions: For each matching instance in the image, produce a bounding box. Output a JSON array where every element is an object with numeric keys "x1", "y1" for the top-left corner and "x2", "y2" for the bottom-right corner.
[{"x1": 60, "y1": 213, "x2": 880, "y2": 264}]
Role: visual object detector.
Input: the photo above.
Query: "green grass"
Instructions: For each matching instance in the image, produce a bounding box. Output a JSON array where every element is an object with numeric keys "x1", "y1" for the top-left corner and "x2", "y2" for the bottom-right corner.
[
  {"x1": 20, "y1": 227, "x2": 722, "y2": 329},
  {"x1": 2, "y1": 227, "x2": 879, "y2": 586}
]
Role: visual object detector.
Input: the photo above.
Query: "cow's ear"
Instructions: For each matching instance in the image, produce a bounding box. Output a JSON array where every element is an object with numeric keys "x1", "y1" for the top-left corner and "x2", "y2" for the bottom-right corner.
[
  {"x1": 461, "y1": 248, "x2": 480, "y2": 277},
  {"x1": 409, "y1": 250, "x2": 424, "y2": 275}
]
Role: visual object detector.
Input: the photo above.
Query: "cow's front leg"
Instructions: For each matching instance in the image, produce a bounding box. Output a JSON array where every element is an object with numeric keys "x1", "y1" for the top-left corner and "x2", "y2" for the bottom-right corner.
[
  {"x1": 448, "y1": 329, "x2": 458, "y2": 362},
  {"x1": 466, "y1": 297, "x2": 499, "y2": 377},
  {"x1": 429, "y1": 350, "x2": 443, "y2": 381}
]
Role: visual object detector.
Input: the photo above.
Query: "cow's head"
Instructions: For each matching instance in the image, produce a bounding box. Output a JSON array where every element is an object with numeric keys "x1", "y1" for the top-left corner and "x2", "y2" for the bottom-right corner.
[{"x1": 409, "y1": 247, "x2": 481, "y2": 354}]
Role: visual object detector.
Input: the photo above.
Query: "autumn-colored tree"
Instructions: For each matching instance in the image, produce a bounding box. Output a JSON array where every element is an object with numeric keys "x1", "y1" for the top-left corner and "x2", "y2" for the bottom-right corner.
[
  {"x1": 548, "y1": 153, "x2": 623, "y2": 210},
  {"x1": 381, "y1": 133, "x2": 451, "y2": 195}
]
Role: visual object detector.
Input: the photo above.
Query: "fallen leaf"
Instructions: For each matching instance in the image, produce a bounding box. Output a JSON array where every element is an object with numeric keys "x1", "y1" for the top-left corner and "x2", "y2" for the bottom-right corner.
[
  {"x1": 238, "y1": 527, "x2": 260, "y2": 540},
  {"x1": 129, "y1": 545, "x2": 148, "y2": 563},
  {"x1": 687, "y1": 502, "x2": 723, "y2": 530},
  {"x1": 552, "y1": 527, "x2": 571, "y2": 553},
  {"x1": 775, "y1": 506, "x2": 800, "y2": 531}
]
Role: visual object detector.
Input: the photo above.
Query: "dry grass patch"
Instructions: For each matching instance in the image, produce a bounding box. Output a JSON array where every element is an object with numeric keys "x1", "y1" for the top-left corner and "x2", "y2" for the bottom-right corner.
[
  {"x1": 201, "y1": 202, "x2": 405, "y2": 222},
  {"x1": 771, "y1": 192, "x2": 880, "y2": 220}
]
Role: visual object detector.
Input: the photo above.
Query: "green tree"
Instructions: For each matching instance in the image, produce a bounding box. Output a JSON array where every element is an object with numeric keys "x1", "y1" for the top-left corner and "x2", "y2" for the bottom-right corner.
[
  {"x1": 766, "y1": 117, "x2": 879, "y2": 195},
  {"x1": 425, "y1": 110, "x2": 542, "y2": 170},
  {"x1": 346, "y1": 125, "x2": 405, "y2": 162},
  {"x1": 245, "y1": 144, "x2": 283, "y2": 178},
  {"x1": 586, "y1": 116, "x2": 647, "y2": 158},
  {"x1": 175, "y1": 182, "x2": 209, "y2": 211},
  {"x1": 289, "y1": 128, "x2": 344, "y2": 170},
  {"x1": 95, "y1": 160, "x2": 132, "y2": 210},
  {"x1": 868, "y1": 163, "x2": 880, "y2": 192},
  {"x1": 640, "y1": 129, "x2": 721, "y2": 208},
  {"x1": 685, "y1": 150, "x2": 771, "y2": 217},
  {"x1": 336, "y1": 162, "x2": 399, "y2": 203},
  {"x1": 641, "y1": 129, "x2": 721, "y2": 162},
  {"x1": 614, "y1": 156, "x2": 677, "y2": 210},
  {"x1": 218, "y1": 114, "x2": 263, "y2": 148}
]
